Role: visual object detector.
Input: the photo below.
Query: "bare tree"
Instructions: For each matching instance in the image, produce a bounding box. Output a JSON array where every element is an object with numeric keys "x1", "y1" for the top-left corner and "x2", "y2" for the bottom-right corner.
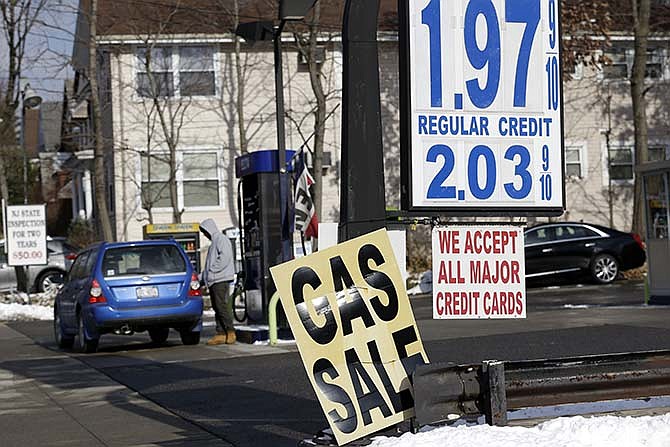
[
  {"x1": 290, "y1": 1, "x2": 343, "y2": 245},
  {"x1": 630, "y1": 0, "x2": 650, "y2": 235},
  {"x1": 0, "y1": 0, "x2": 49, "y2": 205},
  {"x1": 137, "y1": 43, "x2": 192, "y2": 223},
  {"x1": 293, "y1": 1, "x2": 326, "y2": 227},
  {"x1": 87, "y1": 0, "x2": 114, "y2": 240},
  {"x1": 116, "y1": 3, "x2": 199, "y2": 224}
]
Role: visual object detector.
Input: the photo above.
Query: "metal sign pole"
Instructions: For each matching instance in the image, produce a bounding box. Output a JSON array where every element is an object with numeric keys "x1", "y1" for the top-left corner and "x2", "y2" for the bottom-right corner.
[{"x1": 338, "y1": 0, "x2": 386, "y2": 242}]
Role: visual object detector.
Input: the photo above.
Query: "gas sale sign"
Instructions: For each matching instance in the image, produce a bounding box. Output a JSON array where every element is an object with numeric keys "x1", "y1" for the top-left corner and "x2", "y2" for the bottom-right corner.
[
  {"x1": 270, "y1": 229, "x2": 428, "y2": 445},
  {"x1": 432, "y1": 225, "x2": 526, "y2": 319},
  {"x1": 402, "y1": 0, "x2": 564, "y2": 213}
]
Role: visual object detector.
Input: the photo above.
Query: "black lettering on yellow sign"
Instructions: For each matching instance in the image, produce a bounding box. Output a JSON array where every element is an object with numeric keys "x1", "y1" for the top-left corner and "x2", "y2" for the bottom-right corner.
[
  {"x1": 368, "y1": 340, "x2": 414, "y2": 413},
  {"x1": 313, "y1": 358, "x2": 357, "y2": 434},
  {"x1": 292, "y1": 266, "x2": 337, "y2": 345},
  {"x1": 358, "y1": 244, "x2": 399, "y2": 322},
  {"x1": 291, "y1": 243, "x2": 402, "y2": 344},
  {"x1": 271, "y1": 229, "x2": 429, "y2": 445},
  {"x1": 311, "y1": 324, "x2": 426, "y2": 435}
]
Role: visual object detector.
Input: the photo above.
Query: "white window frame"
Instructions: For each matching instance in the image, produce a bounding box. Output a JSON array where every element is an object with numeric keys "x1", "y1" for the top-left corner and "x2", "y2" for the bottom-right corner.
[
  {"x1": 603, "y1": 144, "x2": 634, "y2": 185},
  {"x1": 134, "y1": 45, "x2": 220, "y2": 100},
  {"x1": 599, "y1": 45, "x2": 668, "y2": 82},
  {"x1": 564, "y1": 142, "x2": 587, "y2": 180},
  {"x1": 137, "y1": 149, "x2": 224, "y2": 212},
  {"x1": 181, "y1": 151, "x2": 224, "y2": 211},
  {"x1": 136, "y1": 46, "x2": 175, "y2": 98}
]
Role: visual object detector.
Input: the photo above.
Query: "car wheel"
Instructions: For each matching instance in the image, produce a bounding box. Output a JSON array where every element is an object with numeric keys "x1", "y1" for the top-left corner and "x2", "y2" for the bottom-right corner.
[
  {"x1": 591, "y1": 253, "x2": 619, "y2": 284},
  {"x1": 36, "y1": 270, "x2": 65, "y2": 294},
  {"x1": 180, "y1": 330, "x2": 200, "y2": 345},
  {"x1": 76, "y1": 312, "x2": 99, "y2": 353},
  {"x1": 149, "y1": 327, "x2": 170, "y2": 344},
  {"x1": 53, "y1": 306, "x2": 74, "y2": 349}
]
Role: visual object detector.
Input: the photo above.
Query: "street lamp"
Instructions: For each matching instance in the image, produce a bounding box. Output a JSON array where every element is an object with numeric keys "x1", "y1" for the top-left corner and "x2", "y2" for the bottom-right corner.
[
  {"x1": 21, "y1": 83, "x2": 42, "y2": 204},
  {"x1": 235, "y1": 0, "x2": 317, "y2": 262}
]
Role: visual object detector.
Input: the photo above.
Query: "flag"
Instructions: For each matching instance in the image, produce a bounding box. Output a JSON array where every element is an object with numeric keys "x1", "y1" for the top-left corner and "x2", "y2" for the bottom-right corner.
[{"x1": 294, "y1": 151, "x2": 319, "y2": 238}]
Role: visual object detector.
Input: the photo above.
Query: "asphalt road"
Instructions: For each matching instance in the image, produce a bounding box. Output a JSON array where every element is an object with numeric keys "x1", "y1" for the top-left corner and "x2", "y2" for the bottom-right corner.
[{"x1": 6, "y1": 279, "x2": 670, "y2": 446}]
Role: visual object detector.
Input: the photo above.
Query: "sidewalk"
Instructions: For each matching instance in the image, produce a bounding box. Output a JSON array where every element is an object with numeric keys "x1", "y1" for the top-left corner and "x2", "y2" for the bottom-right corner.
[{"x1": 0, "y1": 323, "x2": 231, "y2": 447}]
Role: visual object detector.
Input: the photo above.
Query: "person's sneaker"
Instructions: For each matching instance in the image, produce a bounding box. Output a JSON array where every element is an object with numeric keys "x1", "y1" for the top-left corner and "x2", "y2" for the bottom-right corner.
[
  {"x1": 225, "y1": 330, "x2": 237, "y2": 344},
  {"x1": 206, "y1": 333, "x2": 227, "y2": 346}
]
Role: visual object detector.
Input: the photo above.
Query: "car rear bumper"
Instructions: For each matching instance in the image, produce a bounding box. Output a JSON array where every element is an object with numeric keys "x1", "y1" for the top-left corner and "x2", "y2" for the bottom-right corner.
[
  {"x1": 88, "y1": 298, "x2": 203, "y2": 332},
  {"x1": 620, "y1": 248, "x2": 646, "y2": 271}
]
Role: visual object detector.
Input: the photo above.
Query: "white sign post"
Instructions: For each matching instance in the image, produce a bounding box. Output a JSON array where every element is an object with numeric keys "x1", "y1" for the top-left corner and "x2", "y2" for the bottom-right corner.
[
  {"x1": 432, "y1": 225, "x2": 526, "y2": 319},
  {"x1": 403, "y1": 0, "x2": 564, "y2": 214},
  {"x1": 5, "y1": 204, "x2": 47, "y2": 266}
]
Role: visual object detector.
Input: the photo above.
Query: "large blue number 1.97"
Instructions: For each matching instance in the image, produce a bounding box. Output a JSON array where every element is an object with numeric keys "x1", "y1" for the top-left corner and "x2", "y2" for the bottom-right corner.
[
  {"x1": 420, "y1": 0, "x2": 540, "y2": 109},
  {"x1": 422, "y1": 0, "x2": 442, "y2": 107}
]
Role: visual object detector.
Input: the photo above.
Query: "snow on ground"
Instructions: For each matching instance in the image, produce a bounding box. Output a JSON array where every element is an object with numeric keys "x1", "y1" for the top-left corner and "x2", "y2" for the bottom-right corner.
[
  {"x1": 369, "y1": 413, "x2": 670, "y2": 447},
  {"x1": 0, "y1": 303, "x2": 53, "y2": 321}
]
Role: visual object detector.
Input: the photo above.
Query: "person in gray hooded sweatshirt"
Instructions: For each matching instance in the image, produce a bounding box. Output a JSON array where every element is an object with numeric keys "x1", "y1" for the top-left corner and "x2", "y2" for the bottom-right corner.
[{"x1": 199, "y1": 218, "x2": 236, "y2": 345}]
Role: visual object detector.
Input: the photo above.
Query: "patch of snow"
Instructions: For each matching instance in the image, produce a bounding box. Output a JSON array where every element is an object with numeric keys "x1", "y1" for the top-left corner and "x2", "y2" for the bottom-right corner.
[
  {"x1": 369, "y1": 413, "x2": 670, "y2": 447},
  {"x1": 406, "y1": 284, "x2": 424, "y2": 295},
  {"x1": 0, "y1": 303, "x2": 53, "y2": 321},
  {"x1": 253, "y1": 338, "x2": 296, "y2": 346},
  {"x1": 510, "y1": 396, "x2": 670, "y2": 420}
]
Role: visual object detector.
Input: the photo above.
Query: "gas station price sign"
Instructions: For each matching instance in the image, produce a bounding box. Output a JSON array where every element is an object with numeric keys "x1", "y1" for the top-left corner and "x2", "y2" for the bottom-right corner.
[{"x1": 401, "y1": 0, "x2": 564, "y2": 214}]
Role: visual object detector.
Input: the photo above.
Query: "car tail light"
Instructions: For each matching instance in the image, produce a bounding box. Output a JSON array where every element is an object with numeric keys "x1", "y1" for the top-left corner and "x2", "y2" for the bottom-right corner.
[
  {"x1": 188, "y1": 273, "x2": 202, "y2": 297},
  {"x1": 65, "y1": 253, "x2": 77, "y2": 261},
  {"x1": 632, "y1": 233, "x2": 646, "y2": 250},
  {"x1": 89, "y1": 279, "x2": 107, "y2": 304}
]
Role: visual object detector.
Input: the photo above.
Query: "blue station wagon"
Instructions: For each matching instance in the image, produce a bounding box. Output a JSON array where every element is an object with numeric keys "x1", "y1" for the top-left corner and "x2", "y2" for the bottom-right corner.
[{"x1": 53, "y1": 240, "x2": 203, "y2": 353}]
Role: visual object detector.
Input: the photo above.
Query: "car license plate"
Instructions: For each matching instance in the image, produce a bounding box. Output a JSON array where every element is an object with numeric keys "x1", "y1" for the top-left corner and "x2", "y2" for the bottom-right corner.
[{"x1": 136, "y1": 286, "x2": 158, "y2": 298}]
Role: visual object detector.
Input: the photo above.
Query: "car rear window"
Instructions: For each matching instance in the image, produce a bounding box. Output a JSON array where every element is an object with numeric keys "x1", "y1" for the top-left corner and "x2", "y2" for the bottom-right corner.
[{"x1": 102, "y1": 245, "x2": 186, "y2": 277}]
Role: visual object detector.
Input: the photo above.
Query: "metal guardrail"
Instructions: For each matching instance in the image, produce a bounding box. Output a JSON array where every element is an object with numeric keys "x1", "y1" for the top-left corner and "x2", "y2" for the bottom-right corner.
[{"x1": 413, "y1": 350, "x2": 670, "y2": 427}]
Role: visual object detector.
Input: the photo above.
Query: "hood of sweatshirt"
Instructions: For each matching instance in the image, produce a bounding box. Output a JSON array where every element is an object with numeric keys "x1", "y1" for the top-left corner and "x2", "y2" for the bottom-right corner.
[{"x1": 200, "y1": 218, "x2": 219, "y2": 239}]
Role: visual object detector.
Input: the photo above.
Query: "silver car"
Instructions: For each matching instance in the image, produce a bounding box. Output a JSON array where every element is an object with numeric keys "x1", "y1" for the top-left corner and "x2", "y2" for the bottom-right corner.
[{"x1": 0, "y1": 237, "x2": 79, "y2": 293}]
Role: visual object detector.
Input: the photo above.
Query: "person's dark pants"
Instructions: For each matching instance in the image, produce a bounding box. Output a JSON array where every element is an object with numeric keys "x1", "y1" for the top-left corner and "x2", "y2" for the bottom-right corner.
[{"x1": 209, "y1": 281, "x2": 234, "y2": 333}]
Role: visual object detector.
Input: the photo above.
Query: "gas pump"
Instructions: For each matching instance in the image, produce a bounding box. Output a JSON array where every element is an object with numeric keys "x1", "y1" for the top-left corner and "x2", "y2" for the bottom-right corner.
[{"x1": 235, "y1": 149, "x2": 295, "y2": 325}]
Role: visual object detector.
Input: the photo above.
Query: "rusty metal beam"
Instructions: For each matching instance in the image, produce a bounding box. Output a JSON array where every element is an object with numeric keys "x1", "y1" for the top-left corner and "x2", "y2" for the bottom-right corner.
[{"x1": 413, "y1": 350, "x2": 670, "y2": 428}]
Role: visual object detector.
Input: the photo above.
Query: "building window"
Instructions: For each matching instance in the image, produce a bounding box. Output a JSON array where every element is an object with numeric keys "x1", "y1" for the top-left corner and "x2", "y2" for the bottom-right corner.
[
  {"x1": 602, "y1": 47, "x2": 665, "y2": 80},
  {"x1": 608, "y1": 147, "x2": 633, "y2": 181},
  {"x1": 136, "y1": 46, "x2": 216, "y2": 97},
  {"x1": 645, "y1": 49, "x2": 663, "y2": 79},
  {"x1": 179, "y1": 47, "x2": 216, "y2": 96},
  {"x1": 565, "y1": 146, "x2": 583, "y2": 177},
  {"x1": 141, "y1": 154, "x2": 172, "y2": 208},
  {"x1": 136, "y1": 47, "x2": 174, "y2": 97},
  {"x1": 603, "y1": 48, "x2": 628, "y2": 79},
  {"x1": 649, "y1": 146, "x2": 667, "y2": 162},
  {"x1": 183, "y1": 152, "x2": 219, "y2": 207},
  {"x1": 297, "y1": 46, "x2": 326, "y2": 73},
  {"x1": 141, "y1": 151, "x2": 220, "y2": 210}
]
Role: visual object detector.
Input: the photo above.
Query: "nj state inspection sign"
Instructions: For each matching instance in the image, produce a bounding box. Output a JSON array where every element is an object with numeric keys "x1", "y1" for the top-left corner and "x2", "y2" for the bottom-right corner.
[
  {"x1": 400, "y1": 0, "x2": 564, "y2": 214},
  {"x1": 270, "y1": 229, "x2": 428, "y2": 445}
]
